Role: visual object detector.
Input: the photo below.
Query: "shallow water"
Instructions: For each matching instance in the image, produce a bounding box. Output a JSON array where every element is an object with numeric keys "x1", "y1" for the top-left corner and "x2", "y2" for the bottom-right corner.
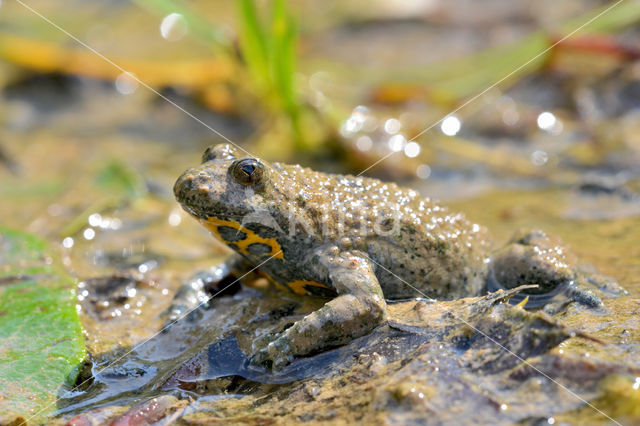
[{"x1": 1, "y1": 0, "x2": 640, "y2": 423}]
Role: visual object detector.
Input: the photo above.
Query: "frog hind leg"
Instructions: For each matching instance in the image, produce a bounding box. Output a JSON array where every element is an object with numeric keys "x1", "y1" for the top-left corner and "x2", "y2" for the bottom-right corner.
[
  {"x1": 162, "y1": 254, "x2": 253, "y2": 331},
  {"x1": 250, "y1": 248, "x2": 387, "y2": 370},
  {"x1": 488, "y1": 228, "x2": 614, "y2": 308}
]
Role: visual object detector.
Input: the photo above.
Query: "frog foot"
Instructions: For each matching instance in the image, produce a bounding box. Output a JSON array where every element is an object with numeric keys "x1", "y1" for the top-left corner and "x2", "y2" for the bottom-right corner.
[
  {"x1": 487, "y1": 228, "x2": 615, "y2": 309},
  {"x1": 249, "y1": 336, "x2": 295, "y2": 371}
]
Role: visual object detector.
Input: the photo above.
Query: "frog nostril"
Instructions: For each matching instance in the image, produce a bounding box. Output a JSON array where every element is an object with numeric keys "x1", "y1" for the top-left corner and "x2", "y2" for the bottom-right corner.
[{"x1": 174, "y1": 173, "x2": 196, "y2": 199}]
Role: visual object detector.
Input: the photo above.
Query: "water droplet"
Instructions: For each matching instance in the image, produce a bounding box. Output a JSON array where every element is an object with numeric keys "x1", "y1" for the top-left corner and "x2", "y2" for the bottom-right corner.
[
  {"x1": 537, "y1": 111, "x2": 556, "y2": 131},
  {"x1": 530, "y1": 150, "x2": 548, "y2": 166},
  {"x1": 388, "y1": 134, "x2": 406, "y2": 152},
  {"x1": 88, "y1": 213, "x2": 102, "y2": 227},
  {"x1": 115, "y1": 72, "x2": 138, "y2": 95},
  {"x1": 500, "y1": 404, "x2": 508, "y2": 411},
  {"x1": 404, "y1": 141, "x2": 421, "y2": 158},
  {"x1": 384, "y1": 118, "x2": 402, "y2": 134},
  {"x1": 62, "y1": 237, "x2": 74, "y2": 249},
  {"x1": 347, "y1": 117, "x2": 362, "y2": 133},
  {"x1": 441, "y1": 116, "x2": 461, "y2": 136},
  {"x1": 168, "y1": 211, "x2": 182, "y2": 226},
  {"x1": 547, "y1": 417, "x2": 555, "y2": 424},
  {"x1": 341, "y1": 118, "x2": 360, "y2": 137},
  {"x1": 416, "y1": 164, "x2": 431, "y2": 179},
  {"x1": 83, "y1": 228, "x2": 95, "y2": 240},
  {"x1": 351, "y1": 105, "x2": 369, "y2": 122},
  {"x1": 356, "y1": 135, "x2": 373, "y2": 152},
  {"x1": 160, "y1": 13, "x2": 188, "y2": 41}
]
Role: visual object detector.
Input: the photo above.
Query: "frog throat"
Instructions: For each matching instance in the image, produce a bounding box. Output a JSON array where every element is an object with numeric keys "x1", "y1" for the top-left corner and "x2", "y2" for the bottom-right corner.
[{"x1": 199, "y1": 217, "x2": 284, "y2": 260}]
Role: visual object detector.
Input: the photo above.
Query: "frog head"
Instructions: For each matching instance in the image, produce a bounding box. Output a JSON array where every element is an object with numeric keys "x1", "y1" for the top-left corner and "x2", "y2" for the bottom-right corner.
[
  {"x1": 174, "y1": 143, "x2": 277, "y2": 219},
  {"x1": 174, "y1": 144, "x2": 289, "y2": 259}
]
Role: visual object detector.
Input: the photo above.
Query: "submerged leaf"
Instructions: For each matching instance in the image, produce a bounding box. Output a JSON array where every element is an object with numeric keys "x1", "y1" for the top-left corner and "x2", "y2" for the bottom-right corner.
[{"x1": 0, "y1": 227, "x2": 85, "y2": 423}]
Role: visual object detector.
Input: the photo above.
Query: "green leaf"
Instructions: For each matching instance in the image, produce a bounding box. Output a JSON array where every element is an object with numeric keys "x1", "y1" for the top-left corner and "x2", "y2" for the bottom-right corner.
[{"x1": 0, "y1": 227, "x2": 85, "y2": 423}]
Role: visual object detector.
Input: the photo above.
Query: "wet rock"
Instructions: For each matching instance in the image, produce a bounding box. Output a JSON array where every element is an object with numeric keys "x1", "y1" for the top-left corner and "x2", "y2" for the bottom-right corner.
[
  {"x1": 78, "y1": 273, "x2": 148, "y2": 321},
  {"x1": 60, "y1": 286, "x2": 640, "y2": 424},
  {"x1": 110, "y1": 396, "x2": 184, "y2": 426},
  {"x1": 65, "y1": 405, "x2": 127, "y2": 426}
]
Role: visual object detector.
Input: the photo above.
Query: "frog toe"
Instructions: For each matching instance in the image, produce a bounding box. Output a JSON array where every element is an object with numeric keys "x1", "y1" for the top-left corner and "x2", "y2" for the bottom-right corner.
[
  {"x1": 565, "y1": 282, "x2": 603, "y2": 308},
  {"x1": 249, "y1": 347, "x2": 273, "y2": 370},
  {"x1": 250, "y1": 337, "x2": 294, "y2": 371}
]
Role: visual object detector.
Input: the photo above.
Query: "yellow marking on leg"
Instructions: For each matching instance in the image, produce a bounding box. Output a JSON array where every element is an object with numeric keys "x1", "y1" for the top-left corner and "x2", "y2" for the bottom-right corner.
[
  {"x1": 199, "y1": 217, "x2": 284, "y2": 260},
  {"x1": 236, "y1": 270, "x2": 288, "y2": 292},
  {"x1": 259, "y1": 274, "x2": 288, "y2": 292},
  {"x1": 287, "y1": 279, "x2": 331, "y2": 296}
]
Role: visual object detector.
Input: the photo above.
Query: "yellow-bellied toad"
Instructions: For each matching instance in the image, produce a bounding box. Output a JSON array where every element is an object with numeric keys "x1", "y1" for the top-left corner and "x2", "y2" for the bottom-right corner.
[{"x1": 170, "y1": 144, "x2": 619, "y2": 369}]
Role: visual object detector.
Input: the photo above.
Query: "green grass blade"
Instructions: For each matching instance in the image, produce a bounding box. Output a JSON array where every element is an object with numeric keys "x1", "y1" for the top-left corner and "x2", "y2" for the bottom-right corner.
[
  {"x1": 268, "y1": 0, "x2": 303, "y2": 146},
  {"x1": 238, "y1": 0, "x2": 270, "y2": 91}
]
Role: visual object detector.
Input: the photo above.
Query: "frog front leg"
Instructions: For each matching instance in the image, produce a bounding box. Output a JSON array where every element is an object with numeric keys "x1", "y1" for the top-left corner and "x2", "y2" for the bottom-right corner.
[
  {"x1": 251, "y1": 248, "x2": 387, "y2": 370},
  {"x1": 163, "y1": 254, "x2": 253, "y2": 329}
]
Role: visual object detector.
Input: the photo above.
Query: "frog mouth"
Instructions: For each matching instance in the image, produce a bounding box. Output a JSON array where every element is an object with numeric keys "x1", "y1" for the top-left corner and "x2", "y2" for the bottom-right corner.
[{"x1": 178, "y1": 203, "x2": 205, "y2": 220}]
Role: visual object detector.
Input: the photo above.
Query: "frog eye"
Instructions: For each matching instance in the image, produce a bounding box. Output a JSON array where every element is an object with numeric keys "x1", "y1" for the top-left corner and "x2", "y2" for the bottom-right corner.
[{"x1": 230, "y1": 158, "x2": 267, "y2": 186}]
